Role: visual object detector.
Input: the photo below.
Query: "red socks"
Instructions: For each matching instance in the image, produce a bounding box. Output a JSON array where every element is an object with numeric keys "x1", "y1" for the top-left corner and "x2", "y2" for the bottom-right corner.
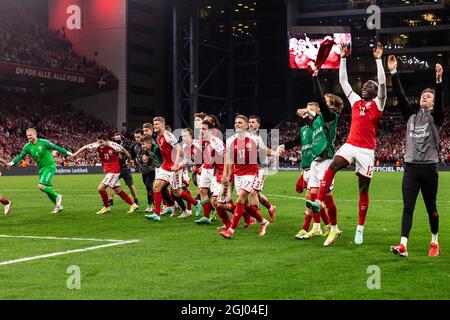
[
  {"x1": 185, "y1": 190, "x2": 193, "y2": 210},
  {"x1": 202, "y1": 201, "x2": 212, "y2": 218},
  {"x1": 0, "y1": 197, "x2": 9, "y2": 205},
  {"x1": 245, "y1": 205, "x2": 264, "y2": 223},
  {"x1": 99, "y1": 190, "x2": 110, "y2": 207},
  {"x1": 261, "y1": 198, "x2": 272, "y2": 210},
  {"x1": 217, "y1": 208, "x2": 231, "y2": 228},
  {"x1": 154, "y1": 191, "x2": 162, "y2": 215},
  {"x1": 302, "y1": 214, "x2": 312, "y2": 231},
  {"x1": 324, "y1": 194, "x2": 337, "y2": 226},
  {"x1": 118, "y1": 191, "x2": 134, "y2": 205},
  {"x1": 230, "y1": 202, "x2": 245, "y2": 230},
  {"x1": 358, "y1": 192, "x2": 369, "y2": 226},
  {"x1": 317, "y1": 168, "x2": 337, "y2": 202},
  {"x1": 181, "y1": 191, "x2": 199, "y2": 205}
]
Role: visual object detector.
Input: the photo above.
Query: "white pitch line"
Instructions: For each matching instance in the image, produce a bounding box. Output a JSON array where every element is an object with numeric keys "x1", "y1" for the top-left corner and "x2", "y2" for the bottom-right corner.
[
  {"x1": 0, "y1": 234, "x2": 127, "y2": 243},
  {"x1": 0, "y1": 239, "x2": 140, "y2": 266},
  {"x1": 266, "y1": 194, "x2": 450, "y2": 203}
]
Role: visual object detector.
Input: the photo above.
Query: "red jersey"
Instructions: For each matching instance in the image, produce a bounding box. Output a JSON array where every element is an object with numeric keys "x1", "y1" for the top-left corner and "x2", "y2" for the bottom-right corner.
[
  {"x1": 157, "y1": 131, "x2": 178, "y2": 171},
  {"x1": 89, "y1": 141, "x2": 124, "y2": 174},
  {"x1": 182, "y1": 140, "x2": 202, "y2": 168},
  {"x1": 227, "y1": 134, "x2": 259, "y2": 176},
  {"x1": 346, "y1": 99, "x2": 383, "y2": 150}
]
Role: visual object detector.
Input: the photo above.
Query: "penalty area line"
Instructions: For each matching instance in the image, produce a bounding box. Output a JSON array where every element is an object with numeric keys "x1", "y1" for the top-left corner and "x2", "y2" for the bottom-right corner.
[{"x1": 0, "y1": 238, "x2": 140, "y2": 267}]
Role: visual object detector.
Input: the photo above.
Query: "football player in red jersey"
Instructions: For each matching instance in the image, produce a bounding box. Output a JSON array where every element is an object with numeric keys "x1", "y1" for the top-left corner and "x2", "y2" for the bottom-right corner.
[
  {"x1": 145, "y1": 117, "x2": 204, "y2": 222},
  {"x1": 70, "y1": 134, "x2": 139, "y2": 215},
  {"x1": 306, "y1": 42, "x2": 387, "y2": 246},
  {"x1": 220, "y1": 115, "x2": 270, "y2": 239},
  {"x1": 195, "y1": 119, "x2": 227, "y2": 225}
]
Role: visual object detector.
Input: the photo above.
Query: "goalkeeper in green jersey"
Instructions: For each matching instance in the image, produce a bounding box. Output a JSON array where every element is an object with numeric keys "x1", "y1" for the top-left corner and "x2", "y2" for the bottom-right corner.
[{"x1": 0, "y1": 128, "x2": 72, "y2": 214}]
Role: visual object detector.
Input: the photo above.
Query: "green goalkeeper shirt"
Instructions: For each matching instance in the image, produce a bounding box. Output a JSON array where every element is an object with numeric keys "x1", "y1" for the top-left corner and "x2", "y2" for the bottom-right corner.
[{"x1": 12, "y1": 139, "x2": 70, "y2": 171}]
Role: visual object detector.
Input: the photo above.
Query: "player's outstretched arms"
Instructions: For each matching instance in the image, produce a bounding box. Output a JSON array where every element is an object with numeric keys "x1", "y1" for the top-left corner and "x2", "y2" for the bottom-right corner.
[
  {"x1": 339, "y1": 44, "x2": 360, "y2": 106},
  {"x1": 69, "y1": 144, "x2": 90, "y2": 158},
  {"x1": 373, "y1": 42, "x2": 387, "y2": 110},
  {"x1": 388, "y1": 55, "x2": 415, "y2": 121},
  {"x1": 433, "y1": 63, "x2": 444, "y2": 126}
]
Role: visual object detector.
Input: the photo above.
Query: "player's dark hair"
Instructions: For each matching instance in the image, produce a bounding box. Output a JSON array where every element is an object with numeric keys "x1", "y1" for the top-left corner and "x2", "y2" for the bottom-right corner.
[
  {"x1": 202, "y1": 120, "x2": 214, "y2": 129},
  {"x1": 249, "y1": 115, "x2": 261, "y2": 124},
  {"x1": 206, "y1": 114, "x2": 220, "y2": 129},
  {"x1": 134, "y1": 128, "x2": 144, "y2": 135},
  {"x1": 142, "y1": 136, "x2": 152, "y2": 144},
  {"x1": 165, "y1": 125, "x2": 172, "y2": 132},
  {"x1": 182, "y1": 128, "x2": 194, "y2": 138},
  {"x1": 97, "y1": 134, "x2": 109, "y2": 141},
  {"x1": 194, "y1": 112, "x2": 206, "y2": 120},
  {"x1": 143, "y1": 122, "x2": 153, "y2": 130}
]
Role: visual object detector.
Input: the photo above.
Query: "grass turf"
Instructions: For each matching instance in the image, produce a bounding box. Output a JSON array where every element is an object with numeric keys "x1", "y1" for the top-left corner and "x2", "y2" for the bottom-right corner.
[{"x1": 0, "y1": 171, "x2": 449, "y2": 299}]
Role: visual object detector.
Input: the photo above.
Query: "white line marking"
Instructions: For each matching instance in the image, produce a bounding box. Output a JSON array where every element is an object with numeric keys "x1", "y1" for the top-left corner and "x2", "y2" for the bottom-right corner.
[
  {"x1": 0, "y1": 240, "x2": 140, "y2": 266},
  {"x1": 0, "y1": 235, "x2": 127, "y2": 243},
  {"x1": 266, "y1": 194, "x2": 450, "y2": 203}
]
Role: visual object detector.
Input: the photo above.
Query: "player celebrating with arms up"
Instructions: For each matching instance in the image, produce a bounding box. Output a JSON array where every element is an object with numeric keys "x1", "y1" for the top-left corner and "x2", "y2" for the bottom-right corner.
[
  {"x1": 388, "y1": 57, "x2": 445, "y2": 257},
  {"x1": 307, "y1": 42, "x2": 387, "y2": 246},
  {"x1": 1, "y1": 128, "x2": 72, "y2": 214},
  {"x1": 70, "y1": 134, "x2": 139, "y2": 215}
]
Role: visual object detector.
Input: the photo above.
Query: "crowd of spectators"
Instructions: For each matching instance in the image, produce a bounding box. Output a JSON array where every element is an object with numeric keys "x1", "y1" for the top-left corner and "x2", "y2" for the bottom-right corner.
[
  {"x1": 0, "y1": 92, "x2": 115, "y2": 167},
  {"x1": 0, "y1": 1, "x2": 115, "y2": 79},
  {"x1": 278, "y1": 108, "x2": 450, "y2": 167}
]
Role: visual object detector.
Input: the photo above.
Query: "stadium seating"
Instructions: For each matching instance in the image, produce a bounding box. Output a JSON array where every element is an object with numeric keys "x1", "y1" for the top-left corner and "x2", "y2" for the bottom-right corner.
[{"x1": 0, "y1": 2, "x2": 115, "y2": 79}]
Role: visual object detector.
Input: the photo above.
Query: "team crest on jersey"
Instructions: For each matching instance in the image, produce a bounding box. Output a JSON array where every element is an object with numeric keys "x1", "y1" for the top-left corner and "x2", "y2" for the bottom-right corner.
[
  {"x1": 365, "y1": 102, "x2": 372, "y2": 108},
  {"x1": 109, "y1": 150, "x2": 113, "y2": 155},
  {"x1": 38, "y1": 146, "x2": 42, "y2": 150},
  {"x1": 246, "y1": 143, "x2": 253, "y2": 149}
]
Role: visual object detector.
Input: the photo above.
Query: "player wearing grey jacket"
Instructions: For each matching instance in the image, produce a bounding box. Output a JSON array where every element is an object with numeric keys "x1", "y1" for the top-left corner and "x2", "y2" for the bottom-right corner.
[{"x1": 388, "y1": 55, "x2": 444, "y2": 257}]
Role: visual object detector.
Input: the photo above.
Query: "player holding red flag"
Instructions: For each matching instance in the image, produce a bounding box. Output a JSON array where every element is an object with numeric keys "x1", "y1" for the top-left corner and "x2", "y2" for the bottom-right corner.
[
  {"x1": 306, "y1": 42, "x2": 387, "y2": 246},
  {"x1": 70, "y1": 134, "x2": 139, "y2": 215}
]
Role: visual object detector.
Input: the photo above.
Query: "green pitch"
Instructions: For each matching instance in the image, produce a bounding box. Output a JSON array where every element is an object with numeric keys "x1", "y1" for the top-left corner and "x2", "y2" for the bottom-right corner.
[{"x1": 0, "y1": 171, "x2": 449, "y2": 300}]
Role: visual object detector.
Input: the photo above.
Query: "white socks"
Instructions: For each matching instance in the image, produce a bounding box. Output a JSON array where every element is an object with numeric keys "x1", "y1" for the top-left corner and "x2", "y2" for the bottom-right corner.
[
  {"x1": 331, "y1": 225, "x2": 339, "y2": 232},
  {"x1": 432, "y1": 233, "x2": 438, "y2": 244},
  {"x1": 357, "y1": 225, "x2": 364, "y2": 232},
  {"x1": 400, "y1": 237, "x2": 408, "y2": 247},
  {"x1": 313, "y1": 223, "x2": 321, "y2": 230}
]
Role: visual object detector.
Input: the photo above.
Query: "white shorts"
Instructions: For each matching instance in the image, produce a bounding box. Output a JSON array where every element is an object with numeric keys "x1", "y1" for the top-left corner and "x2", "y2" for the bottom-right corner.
[
  {"x1": 217, "y1": 182, "x2": 233, "y2": 203},
  {"x1": 199, "y1": 168, "x2": 215, "y2": 189},
  {"x1": 181, "y1": 170, "x2": 190, "y2": 188},
  {"x1": 308, "y1": 158, "x2": 334, "y2": 191},
  {"x1": 155, "y1": 167, "x2": 174, "y2": 183},
  {"x1": 234, "y1": 174, "x2": 257, "y2": 196},
  {"x1": 302, "y1": 169, "x2": 310, "y2": 184},
  {"x1": 252, "y1": 168, "x2": 268, "y2": 192},
  {"x1": 102, "y1": 173, "x2": 121, "y2": 188},
  {"x1": 171, "y1": 170, "x2": 183, "y2": 190},
  {"x1": 335, "y1": 143, "x2": 375, "y2": 179}
]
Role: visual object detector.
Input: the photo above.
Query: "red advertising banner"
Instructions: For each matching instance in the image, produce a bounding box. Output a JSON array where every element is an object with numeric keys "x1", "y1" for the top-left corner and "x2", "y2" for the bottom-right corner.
[{"x1": 0, "y1": 61, "x2": 118, "y2": 90}]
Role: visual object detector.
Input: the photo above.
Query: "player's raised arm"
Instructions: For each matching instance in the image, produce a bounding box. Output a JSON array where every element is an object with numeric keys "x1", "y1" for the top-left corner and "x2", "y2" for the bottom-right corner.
[
  {"x1": 42, "y1": 139, "x2": 72, "y2": 156},
  {"x1": 373, "y1": 42, "x2": 387, "y2": 110},
  {"x1": 388, "y1": 55, "x2": 415, "y2": 121},
  {"x1": 432, "y1": 63, "x2": 444, "y2": 126},
  {"x1": 312, "y1": 68, "x2": 334, "y2": 123},
  {"x1": 339, "y1": 44, "x2": 360, "y2": 106},
  {"x1": 70, "y1": 143, "x2": 95, "y2": 158}
]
